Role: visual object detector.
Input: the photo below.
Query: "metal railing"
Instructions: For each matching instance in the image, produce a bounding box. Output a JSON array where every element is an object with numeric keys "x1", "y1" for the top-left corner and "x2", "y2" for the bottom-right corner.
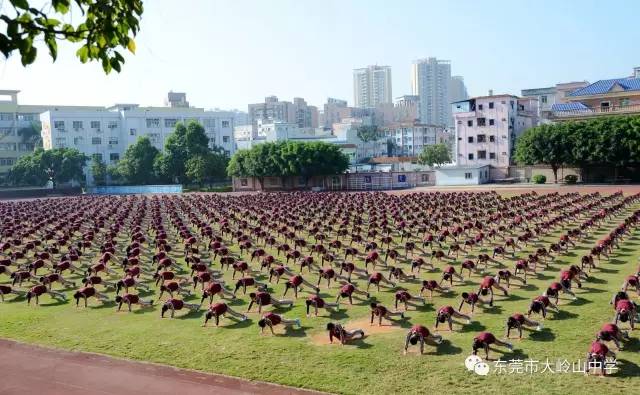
[{"x1": 550, "y1": 103, "x2": 640, "y2": 118}]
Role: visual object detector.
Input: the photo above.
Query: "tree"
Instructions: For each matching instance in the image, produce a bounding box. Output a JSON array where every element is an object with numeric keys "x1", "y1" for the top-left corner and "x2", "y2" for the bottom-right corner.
[
  {"x1": 356, "y1": 125, "x2": 380, "y2": 158},
  {"x1": 515, "y1": 124, "x2": 572, "y2": 183},
  {"x1": 1, "y1": 0, "x2": 143, "y2": 73},
  {"x1": 417, "y1": 143, "x2": 451, "y2": 168},
  {"x1": 116, "y1": 136, "x2": 160, "y2": 185},
  {"x1": 8, "y1": 147, "x2": 87, "y2": 188},
  {"x1": 185, "y1": 151, "x2": 229, "y2": 187},
  {"x1": 185, "y1": 155, "x2": 208, "y2": 188},
  {"x1": 90, "y1": 156, "x2": 107, "y2": 186},
  {"x1": 159, "y1": 121, "x2": 213, "y2": 184},
  {"x1": 17, "y1": 121, "x2": 42, "y2": 148}
]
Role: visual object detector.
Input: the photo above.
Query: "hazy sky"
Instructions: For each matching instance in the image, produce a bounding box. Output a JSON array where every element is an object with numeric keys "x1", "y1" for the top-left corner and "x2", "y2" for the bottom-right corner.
[{"x1": 1, "y1": 0, "x2": 639, "y2": 111}]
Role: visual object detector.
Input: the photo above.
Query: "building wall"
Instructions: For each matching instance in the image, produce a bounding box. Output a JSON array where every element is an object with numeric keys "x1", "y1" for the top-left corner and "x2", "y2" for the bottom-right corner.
[
  {"x1": 411, "y1": 58, "x2": 452, "y2": 127},
  {"x1": 353, "y1": 66, "x2": 393, "y2": 108},
  {"x1": 435, "y1": 167, "x2": 490, "y2": 186}
]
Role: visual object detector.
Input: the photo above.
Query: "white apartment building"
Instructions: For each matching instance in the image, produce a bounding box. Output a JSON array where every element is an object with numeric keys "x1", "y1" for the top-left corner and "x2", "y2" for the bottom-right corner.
[
  {"x1": 411, "y1": 57, "x2": 452, "y2": 127},
  {"x1": 382, "y1": 122, "x2": 449, "y2": 157},
  {"x1": 248, "y1": 96, "x2": 318, "y2": 128},
  {"x1": 521, "y1": 81, "x2": 589, "y2": 121},
  {"x1": 353, "y1": 65, "x2": 393, "y2": 108},
  {"x1": 453, "y1": 95, "x2": 538, "y2": 174},
  {"x1": 41, "y1": 97, "x2": 236, "y2": 184}
]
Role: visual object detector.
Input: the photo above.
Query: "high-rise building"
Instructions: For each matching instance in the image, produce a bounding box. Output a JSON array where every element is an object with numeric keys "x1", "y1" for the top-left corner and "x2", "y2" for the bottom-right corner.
[
  {"x1": 449, "y1": 76, "x2": 469, "y2": 104},
  {"x1": 322, "y1": 97, "x2": 349, "y2": 128},
  {"x1": 411, "y1": 57, "x2": 451, "y2": 127},
  {"x1": 247, "y1": 96, "x2": 318, "y2": 128},
  {"x1": 353, "y1": 65, "x2": 393, "y2": 108}
]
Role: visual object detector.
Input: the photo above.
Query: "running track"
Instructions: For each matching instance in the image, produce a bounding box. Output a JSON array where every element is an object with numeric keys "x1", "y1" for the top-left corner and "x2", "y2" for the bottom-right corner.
[{"x1": 0, "y1": 339, "x2": 320, "y2": 395}]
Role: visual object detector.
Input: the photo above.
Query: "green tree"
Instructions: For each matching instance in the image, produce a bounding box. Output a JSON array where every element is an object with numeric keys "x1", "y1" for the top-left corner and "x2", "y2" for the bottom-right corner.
[
  {"x1": 159, "y1": 121, "x2": 212, "y2": 183},
  {"x1": 17, "y1": 121, "x2": 42, "y2": 148},
  {"x1": 417, "y1": 143, "x2": 451, "y2": 168},
  {"x1": 356, "y1": 125, "x2": 380, "y2": 158},
  {"x1": 8, "y1": 147, "x2": 87, "y2": 188},
  {"x1": 1, "y1": 0, "x2": 143, "y2": 73},
  {"x1": 90, "y1": 155, "x2": 107, "y2": 186},
  {"x1": 185, "y1": 151, "x2": 229, "y2": 187},
  {"x1": 185, "y1": 155, "x2": 208, "y2": 188},
  {"x1": 515, "y1": 124, "x2": 572, "y2": 183},
  {"x1": 116, "y1": 136, "x2": 160, "y2": 185}
]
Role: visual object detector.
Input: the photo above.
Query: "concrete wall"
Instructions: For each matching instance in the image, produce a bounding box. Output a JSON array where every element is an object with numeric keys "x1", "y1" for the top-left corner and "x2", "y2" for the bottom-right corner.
[{"x1": 435, "y1": 167, "x2": 490, "y2": 186}]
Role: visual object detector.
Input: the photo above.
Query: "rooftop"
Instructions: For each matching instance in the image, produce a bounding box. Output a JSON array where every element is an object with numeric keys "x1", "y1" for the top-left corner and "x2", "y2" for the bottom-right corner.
[{"x1": 568, "y1": 77, "x2": 640, "y2": 97}]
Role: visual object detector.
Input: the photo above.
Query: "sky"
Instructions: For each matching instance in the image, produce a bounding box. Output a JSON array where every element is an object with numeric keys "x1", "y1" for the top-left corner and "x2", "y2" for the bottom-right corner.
[{"x1": 1, "y1": 0, "x2": 639, "y2": 111}]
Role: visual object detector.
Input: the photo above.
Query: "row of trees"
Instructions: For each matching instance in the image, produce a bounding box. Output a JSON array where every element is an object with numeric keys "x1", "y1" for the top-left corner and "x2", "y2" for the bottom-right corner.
[
  {"x1": 515, "y1": 115, "x2": 640, "y2": 182},
  {"x1": 227, "y1": 141, "x2": 350, "y2": 188},
  {"x1": 9, "y1": 147, "x2": 87, "y2": 188},
  {"x1": 94, "y1": 121, "x2": 229, "y2": 186}
]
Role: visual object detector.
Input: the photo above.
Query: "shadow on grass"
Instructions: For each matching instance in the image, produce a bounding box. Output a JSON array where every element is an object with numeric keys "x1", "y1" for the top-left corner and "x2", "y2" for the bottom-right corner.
[
  {"x1": 616, "y1": 359, "x2": 640, "y2": 378},
  {"x1": 586, "y1": 277, "x2": 607, "y2": 284},
  {"x1": 349, "y1": 336, "x2": 373, "y2": 349},
  {"x1": 579, "y1": 286, "x2": 607, "y2": 294},
  {"x1": 552, "y1": 310, "x2": 579, "y2": 320},
  {"x1": 568, "y1": 297, "x2": 592, "y2": 306},
  {"x1": 506, "y1": 294, "x2": 528, "y2": 302},
  {"x1": 486, "y1": 348, "x2": 529, "y2": 362},
  {"x1": 281, "y1": 325, "x2": 311, "y2": 338},
  {"x1": 529, "y1": 328, "x2": 556, "y2": 342},
  {"x1": 459, "y1": 320, "x2": 486, "y2": 333},
  {"x1": 482, "y1": 305, "x2": 504, "y2": 315},
  {"x1": 535, "y1": 274, "x2": 555, "y2": 281},
  {"x1": 597, "y1": 268, "x2": 619, "y2": 274},
  {"x1": 90, "y1": 300, "x2": 117, "y2": 309},
  {"x1": 219, "y1": 318, "x2": 253, "y2": 329},
  {"x1": 426, "y1": 339, "x2": 462, "y2": 355}
]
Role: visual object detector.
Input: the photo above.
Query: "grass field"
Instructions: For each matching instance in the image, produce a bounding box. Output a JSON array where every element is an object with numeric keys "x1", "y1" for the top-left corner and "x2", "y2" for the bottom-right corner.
[{"x1": 1, "y1": 191, "x2": 640, "y2": 395}]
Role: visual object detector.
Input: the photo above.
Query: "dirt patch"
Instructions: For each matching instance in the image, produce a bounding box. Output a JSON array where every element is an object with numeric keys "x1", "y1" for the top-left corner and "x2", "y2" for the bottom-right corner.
[{"x1": 311, "y1": 317, "x2": 403, "y2": 345}]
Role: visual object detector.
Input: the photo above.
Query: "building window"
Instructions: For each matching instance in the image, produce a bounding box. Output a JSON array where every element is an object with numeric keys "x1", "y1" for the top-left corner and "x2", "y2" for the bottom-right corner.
[
  {"x1": 478, "y1": 104, "x2": 483, "y2": 110},
  {"x1": 91, "y1": 137, "x2": 102, "y2": 145},
  {"x1": 467, "y1": 120, "x2": 473, "y2": 127},
  {"x1": 620, "y1": 98, "x2": 630, "y2": 107},
  {"x1": 54, "y1": 121, "x2": 65, "y2": 130},
  {"x1": 421, "y1": 173, "x2": 429, "y2": 182},
  {"x1": 92, "y1": 153, "x2": 103, "y2": 161},
  {"x1": 477, "y1": 118, "x2": 486, "y2": 127},
  {"x1": 489, "y1": 119, "x2": 495, "y2": 126},
  {"x1": 0, "y1": 158, "x2": 15, "y2": 166},
  {"x1": 502, "y1": 152, "x2": 507, "y2": 156},
  {"x1": 478, "y1": 150, "x2": 487, "y2": 159},
  {"x1": 18, "y1": 114, "x2": 36, "y2": 122},
  {"x1": 72, "y1": 121, "x2": 83, "y2": 130},
  {"x1": 107, "y1": 121, "x2": 118, "y2": 129},
  {"x1": 468, "y1": 153, "x2": 474, "y2": 160},
  {"x1": 222, "y1": 120, "x2": 230, "y2": 128},
  {"x1": 223, "y1": 136, "x2": 230, "y2": 143},
  {"x1": 146, "y1": 118, "x2": 160, "y2": 128},
  {"x1": 0, "y1": 113, "x2": 14, "y2": 121},
  {"x1": 73, "y1": 137, "x2": 83, "y2": 145},
  {"x1": 489, "y1": 135, "x2": 495, "y2": 142},
  {"x1": 457, "y1": 120, "x2": 462, "y2": 124},
  {"x1": 468, "y1": 136, "x2": 474, "y2": 143},
  {"x1": 488, "y1": 102, "x2": 494, "y2": 109},
  {"x1": 0, "y1": 128, "x2": 14, "y2": 136},
  {"x1": 541, "y1": 96, "x2": 548, "y2": 104},
  {"x1": 240, "y1": 178, "x2": 248, "y2": 187},
  {"x1": 148, "y1": 133, "x2": 161, "y2": 143},
  {"x1": 109, "y1": 153, "x2": 120, "y2": 162},
  {"x1": 90, "y1": 121, "x2": 100, "y2": 129},
  {"x1": 0, "y1": 143, "x2": 17, "y2": 151},
  {"x1": 464, "y1": 172, "x2": 472, "y2": 179},
  {"x1": 164, "y1": 118, "x2": 178, "y2": 128},
  {"x1": 54, "y1": 138, "x2": 66, "y2": 147},
  {"x1": 477, "y1": 134, "x2": 486, "y2": 143},
  {"x1": 489, "y1": 152, "x2": 496, "y2": 159},
  {"x1": 129, "y1": 128, "x2": 136, "y2": 136},
  {"x1": 108, "y1": 137, "x2": 118, "y2": 145}
]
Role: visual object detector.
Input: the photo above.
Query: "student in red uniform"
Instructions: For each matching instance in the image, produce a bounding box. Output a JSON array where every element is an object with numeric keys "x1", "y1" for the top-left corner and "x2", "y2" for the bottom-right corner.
[
  {"x1": 440, "y1": 266, "x2": 463, "y2": 287},
  {"x1": 305, "y1": 294, "x2": 339, "y2": 316},
  {"x1": 477, "y1": 275, "x2": 508, "y2": 307},
  {"x1": 394, "y1": 289, "x2": 426, "y2": 311},
  {"x1": 160, "y1": 298, "x2": 201, "y2": 318},
  {"x1": 326, "y1": 322, "x2": 365, "y2": 345},
  {"x1": 614, "y1": 298, "x2": 637, "y2": 330},
  {"x1": 366, "y1": 271, "x2": 396, "y2": 292},
  {"x1": 527, "y1": 295, "x2": 558, "y2": 319},
  {"x1": 203, "y1": 302, "x2": 247, "y2": 326},
  {"x1": 404, "y1": 324, "x2": 443, "y2": 354},
  {"x1": 115, "y1": 293, "x2": 153, "y2": 312},
  {"x1": 435, "y1": 305, "x2": 471, "y2": 331},
  {"x1": 621, "y1": 274, "x2": 640, "y2": 295},
  {"x1": 158, "y1": 280, "x2": 191, "y2": 299},
  {"x1": 26, "y1": 284, "x2": 66, "y2": 305},
  {"x1": 596, "y1": 323, "x2": 629, "y2": 351},
  {"x1": 544, "y1": 281, "x2": 576, "y2": 305},
  {"x1": 472, "y1": 332, "x2": 513, "y2": 359},
  {"x1": 283, "y1": 274, "x2": 320, "y2": 298},
  {"x1": 247, "y1": 291, "x2": 293, "y2": 313},
  {"x1": 73, "y1": 286, "x2": 109, "y2": 307},
  {"x1": 39, "y1": 272, "x2": 75, "y2": 290},
  {"x1": 335, "y1": 281, "x2": 369, "y2": 305},
  {"x1": 459, "y1": 291, "x2": 482, "y2": 313},
  {"x1": 0, "y1": 285, "x2": 25, "y2": 302},
  {"x1": 233, "y1": 277, "x2": 267, "y2": 295},
  {"x1": 200, "y1": 281, "x2": 236, "y2": 304},
  {"x1": 505, "y1": 313, "x2": 542, "y2": 339},
  {"x1": 586, "y1": 341, "x2": 616, "y2": 376},
  {"x1": 257, "y1": 312, "x2": 301, "y2": 334},
  {"x1": 420, "y1": 279, "x2": 449, "y2": 298},
  {"x1": 370, "y1": 302, "x2": 404, "y2": 326}
]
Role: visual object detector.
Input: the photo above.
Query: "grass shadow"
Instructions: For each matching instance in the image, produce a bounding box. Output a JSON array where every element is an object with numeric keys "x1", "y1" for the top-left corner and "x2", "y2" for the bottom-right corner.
[
  {"x1": 579, "y1": 286, "x2": 606, "y2": 294},
  {"x1": 552, "y1": 310, "x2": 579, "y2": 320},
  {"x1": 586, "y1": 277, "x2": 607, "y2": 284},
  {"x1": 39, "y1": 298, "x2": 69, "y2": 307},
  {"x1": 90, "y1": 300, "x2": 117, "y2": 309},
  {"x1": 481, "y1": 305, "x2": 504, "y2": 314},
  {"x1": 219, "y1": 318, "x2": 254, "y2": 329},
  {"x1": 568, "y1": 297, "x2": 592, "y2": 306},
  {"x1": 529, "y1": 328, "x2": 556, "y2": 342},
  {"x1": 427, "y1": 339, "x2": 463, "y2": 355},
  {"x1": 616, "y1": 359, "x2": 640, "y2": 378},
  {"x1": 459, "y1": 320, "x2": 486, "y2": 333},
  {"x1": 280, "y1": 325, "x2": 310, "y2": 338}
]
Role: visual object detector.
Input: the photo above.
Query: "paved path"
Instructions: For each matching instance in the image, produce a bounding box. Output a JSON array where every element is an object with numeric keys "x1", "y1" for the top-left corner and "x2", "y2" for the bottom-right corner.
[{"x1": 0, "y1": 339, "x2": 320, "y2": 395}]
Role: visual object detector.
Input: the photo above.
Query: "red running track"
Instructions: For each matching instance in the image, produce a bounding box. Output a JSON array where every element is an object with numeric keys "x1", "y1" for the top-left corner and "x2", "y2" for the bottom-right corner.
[{"x1": 0, "y1": 339, "x2": 321, "y2": 395}]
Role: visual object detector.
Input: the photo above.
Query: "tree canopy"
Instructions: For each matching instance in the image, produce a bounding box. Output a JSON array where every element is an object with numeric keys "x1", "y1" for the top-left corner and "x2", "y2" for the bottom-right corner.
[
  {"x1": 114, "y1": 136, "x2": 160, "y2": 185},
  {"x1": 1, "y1": 0, "x2": 143, "y2": 73},
  {"x1": 8, "y1": 147, "x2": 87, "y2": 187},
  {"x1": 417, "y1": 143, "x2": 451, "y2": 168},
  {"x1": 90, "y1": 155, "x2": 107, "y2": 186},
  {"x1": 227, "y1": 141, "x2": 350, "y2": 187},
  {"x1": 515, "y1": 115, "x2": 640, "y2": 182},
  {"x1": 356, "y1": 125, "x2": 380, "y2": 143}
]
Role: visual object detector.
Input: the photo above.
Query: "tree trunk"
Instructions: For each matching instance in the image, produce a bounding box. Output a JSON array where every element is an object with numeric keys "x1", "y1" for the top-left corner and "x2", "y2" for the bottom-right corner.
[{"x1": 552, "y1": 164, "x2": 558, "y2": 184}]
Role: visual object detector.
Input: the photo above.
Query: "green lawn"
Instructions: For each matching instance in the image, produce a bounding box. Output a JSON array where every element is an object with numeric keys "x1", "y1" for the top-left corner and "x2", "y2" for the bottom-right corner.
[{"x1": 1, "y1": 196, "x2": 640, "y2": 395}]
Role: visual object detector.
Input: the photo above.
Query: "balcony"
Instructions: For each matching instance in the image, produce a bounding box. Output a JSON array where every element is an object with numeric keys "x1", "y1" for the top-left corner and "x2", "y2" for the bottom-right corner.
[{"x1": 549, "y1": 103, "x2": 640, "y2": 120}]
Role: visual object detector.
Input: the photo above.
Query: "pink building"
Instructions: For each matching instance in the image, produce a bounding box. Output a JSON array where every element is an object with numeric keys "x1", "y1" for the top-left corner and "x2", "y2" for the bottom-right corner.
[{"x1": 453, "y1": 94, "x2": 538, "y2": 171}]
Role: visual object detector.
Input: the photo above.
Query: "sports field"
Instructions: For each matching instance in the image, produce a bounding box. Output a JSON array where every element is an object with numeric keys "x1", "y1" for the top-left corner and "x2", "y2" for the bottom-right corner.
[{"x1": 1, "y1": 187, "x2": 639, "y2": 395}]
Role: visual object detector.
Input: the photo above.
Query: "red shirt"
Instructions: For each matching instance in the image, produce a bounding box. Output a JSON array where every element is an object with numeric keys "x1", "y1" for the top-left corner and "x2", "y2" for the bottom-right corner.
[
  {"x1": 263, "y1": 312, "x2": 281, "y2": 326},
  {"x1": 534, "y1": 295, "x2": 550, "y2": 307},
  {"x1": 475, "y1": 332, "x2": 496, "y2": 345},
  {"x1": 589, "y1": 341, "x2": 608, "y2": 356},
  {"x1": 256, "y1": 292, "x2": 271, "y2": 305},
  {"x1": 616, "y1": 299, "x2": 633, "y2": 312},
  {"x1": 511, "y1": 313, "x2": 525, "y2": 323},
  {"x1": 601, "y1": 323, "x2": 618, "y2": 335},
  {"x1": 411, "y1": 325, "x2": 430, "y2": 338},
  {"x1": 396, "y1": 291, "x2": 411, "y2": 301},
  {"x1": 480, "y1": 276, "x2": 495, "y2": 288},
  {"x1": 30, "y1": 284, "x2": 48, "y2": 296},
  {"x1": 308, "y1": 295, "x2": 325, "y2": 308},
  {"x1": 370, "y1": 272, "x2": 382, "y2": 282},
  {"x1": 438, "y1": 306, "x2": 454, "y2": 316},
  {"x1": 209, "y1": 302, "x2": 227, "y2": 315},
  {"x1": 560, "y1": 271, "x2": 573, "y2": 281},
  {"x1": 549, "y1": 282, "x2": 563, "y2": 291},
  {"x1": 340, "y1": 284, "x2": 355, "y2": 294},
  {"x1": 79, "y1": 287, "x2": 96, "y2": 297},
  {"x1": 289, "y1": 275, "x2": 303, "y2": 287},
  {"x1": 123, "y1": 294, "x2": 139, "y2": 304},
  {"x1": 169, "y1": 299, "x2": 184, "y2": 310}
]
